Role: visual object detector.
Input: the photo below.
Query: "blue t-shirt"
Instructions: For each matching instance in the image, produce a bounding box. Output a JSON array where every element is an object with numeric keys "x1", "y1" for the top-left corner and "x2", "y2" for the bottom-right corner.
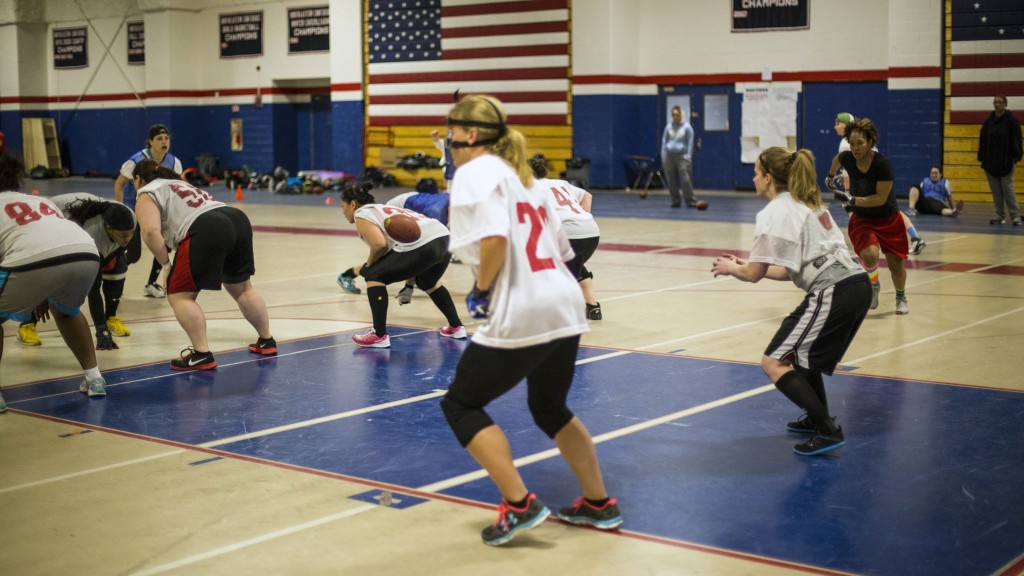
[{"x1": 119, "y1": 149, "x2": 181, "y2": 210}]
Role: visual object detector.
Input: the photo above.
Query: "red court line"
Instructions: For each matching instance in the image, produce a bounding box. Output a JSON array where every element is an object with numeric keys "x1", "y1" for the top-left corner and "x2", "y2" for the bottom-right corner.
[{"x1": 250, "y1": 224, "x2": 1024, "y2": 277}]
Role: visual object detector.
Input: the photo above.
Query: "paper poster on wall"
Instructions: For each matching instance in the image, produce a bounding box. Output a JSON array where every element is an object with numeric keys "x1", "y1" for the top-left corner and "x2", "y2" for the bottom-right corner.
[
  {"x1": 53, "y1": 27, "x2": 88, "y2": 69},
  {"x1": 231, "y1": 119, "x2": 243, "y2": 151},
  {"x1": 127, "y1": 21, "x2": 144, "y2": 64},
  {"x1": 739, "y1": 82, "x2": 800, "y2": 163},
  {"x1": 220, "y1": 11, "x2": 263, "y2": 58},
  {"x1": 288, "y1": 5, "x2": 330, "y2": 53}
]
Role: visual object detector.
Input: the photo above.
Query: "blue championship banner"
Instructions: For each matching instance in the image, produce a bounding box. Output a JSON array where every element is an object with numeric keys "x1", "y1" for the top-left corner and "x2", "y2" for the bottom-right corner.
[
  {"x1": 220, "y1": 11, "x2": 264, "y2": 58},
  {"x1": 289, "y1": 5, "x2": 330, "y2": 53},
  {"x1": 732, "y1": 0, "x2": 809, "y2": 32},
  {"x1": 53, "y1": 26, "x2": 88, "y2": 69}
]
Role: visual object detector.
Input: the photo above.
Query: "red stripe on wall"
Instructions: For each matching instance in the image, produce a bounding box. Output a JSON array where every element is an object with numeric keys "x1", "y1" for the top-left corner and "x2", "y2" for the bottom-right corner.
[{"x1": 574, "y1": 67, "x2": 939, "y2": 86}]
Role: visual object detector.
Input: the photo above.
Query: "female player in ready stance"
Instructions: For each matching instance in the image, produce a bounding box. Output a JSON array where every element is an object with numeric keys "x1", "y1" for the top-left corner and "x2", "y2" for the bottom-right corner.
[
  {"x1": 712, "y1": 147, "x2": 871, "y2": 456},
  {"x1": 442, "y1": 94, "x2": 621, "y2": 545},
  {"x1": 339, "y1": 185, "x2": 465, "y2": 348}
]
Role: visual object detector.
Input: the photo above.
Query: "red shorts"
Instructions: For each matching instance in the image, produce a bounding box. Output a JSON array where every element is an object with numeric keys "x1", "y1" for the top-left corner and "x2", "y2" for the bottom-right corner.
[{"x1": 848, "y1": 212, "x2": 908, "y2": 260}]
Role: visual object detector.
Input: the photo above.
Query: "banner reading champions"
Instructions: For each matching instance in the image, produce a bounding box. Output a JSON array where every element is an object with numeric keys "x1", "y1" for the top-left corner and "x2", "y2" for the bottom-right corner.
[{"x1": 732, "y1": 0, "x2": 809, "y2": 32}]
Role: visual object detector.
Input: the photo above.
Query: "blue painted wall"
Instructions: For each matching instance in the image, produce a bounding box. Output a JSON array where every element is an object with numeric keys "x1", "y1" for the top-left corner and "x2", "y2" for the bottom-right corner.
[
  {"x1": 576, "y1": 84, "x2": 940, "y2": 192},
  {"x1": 5, "y1": 86, "x2": 936, "y2": 193}
]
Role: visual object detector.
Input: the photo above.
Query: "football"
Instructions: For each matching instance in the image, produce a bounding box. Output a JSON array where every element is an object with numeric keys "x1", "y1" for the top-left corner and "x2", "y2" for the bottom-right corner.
[
  {"x1": 384, "y1": 214, "x2": 421, "y2": 243},
  {"x1": 696, "y1": 200, "x2": 709, "y2": 211}
]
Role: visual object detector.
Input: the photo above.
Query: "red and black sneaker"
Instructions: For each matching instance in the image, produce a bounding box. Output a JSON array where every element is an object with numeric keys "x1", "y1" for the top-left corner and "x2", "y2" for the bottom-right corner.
[
  {"x1": 170, "y1": 347, "x2": 217, "y2": 371},
  {"x1": 248, "y1": 337, "x2": 278, "y2": 356}
]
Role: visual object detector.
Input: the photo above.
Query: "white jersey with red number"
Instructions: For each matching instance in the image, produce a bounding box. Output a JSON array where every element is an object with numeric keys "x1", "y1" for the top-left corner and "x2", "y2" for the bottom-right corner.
[
  {"x1": 535, "y1": 178, "x2": 599, "y2": 239},
  {"x1": 0, "y1": 192, "x2": 98, "y2": 268},
  {"x1": 137, "y1": 178, "x2": 225, "y2": 248},
  {"x1": 749, "y1": 192, "x2": 862, "y2": 293},
  {"x1": 449, "y1": 154, "x2": 587, "y2": 349},
  {"x1": 354, "y1": 203, "x2": 448, "y2": 253}
]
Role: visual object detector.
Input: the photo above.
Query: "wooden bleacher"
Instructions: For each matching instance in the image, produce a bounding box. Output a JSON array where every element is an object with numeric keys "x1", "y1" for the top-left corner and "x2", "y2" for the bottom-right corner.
[{"x1": 365, "y1": 124, "x2": 573, "y2": 188}]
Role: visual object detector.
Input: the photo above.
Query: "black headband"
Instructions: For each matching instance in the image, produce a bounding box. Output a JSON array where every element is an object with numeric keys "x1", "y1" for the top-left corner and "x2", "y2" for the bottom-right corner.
[{"x1": 446, "y1": 98, "x2": 507, "y2": 149}]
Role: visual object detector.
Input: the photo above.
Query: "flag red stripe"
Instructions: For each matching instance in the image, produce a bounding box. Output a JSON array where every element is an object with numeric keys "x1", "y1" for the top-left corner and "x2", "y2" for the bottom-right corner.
[
  {"x1": 442, "y1": 43, "x2": 567, "y2": 60},
  {"x1": 369, "y1": 114, "x2": 566, "y2": 126},
  {"x1": 952, "y1": 53, "x2": 1024, "y2": 68},
  {"x1": 950, "y1": 81, "x2": 1024, "y2": 96},
  {"x1": 371, "y1": 91, "x2": 566, "y2": 104},
  {"x1": 370, "y1": 67, "x2": 568, "y2": 84},
  {"x1": 443, "y1": 21, "x2": 567, "y2": 38},
  {"x1": 442, "y1": 0, "x2": 567, "y2": 17},
  {"x1": 951, "y1": 110, "x2": 1024, "y2": 124}
]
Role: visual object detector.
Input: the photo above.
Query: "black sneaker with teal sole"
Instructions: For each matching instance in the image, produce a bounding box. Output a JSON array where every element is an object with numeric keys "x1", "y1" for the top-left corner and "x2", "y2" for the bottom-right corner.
[
  {"x1": 481, "y1": 493, "x2": 550, "y2": 546},
  {"x1": 557, "y1": 497, "x2": 623, "y2": 530},
  {"x1": 794, "y1": 427, "x2": 845, "y2": 456}
]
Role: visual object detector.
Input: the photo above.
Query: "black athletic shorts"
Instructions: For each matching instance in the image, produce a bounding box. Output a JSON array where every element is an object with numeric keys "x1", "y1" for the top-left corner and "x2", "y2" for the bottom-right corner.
[
  {"x1": 167, "y1": 207, "x2": 255, "y2": 294},
  {"x1": 360, "y1": 236, "x2": 450, "y2": 289}
]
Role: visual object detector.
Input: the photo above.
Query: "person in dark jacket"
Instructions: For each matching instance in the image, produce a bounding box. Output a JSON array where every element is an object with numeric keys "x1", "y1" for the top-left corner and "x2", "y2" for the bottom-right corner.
[{"x1": 977, "y1": 95, "x2": 1023, "y2": 226}]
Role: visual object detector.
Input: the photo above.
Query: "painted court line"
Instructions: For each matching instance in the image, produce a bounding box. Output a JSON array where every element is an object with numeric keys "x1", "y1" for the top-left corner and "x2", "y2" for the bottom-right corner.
[
  {"x1": 0, "y1": 449, "x2": 185, "y2": 495},
  {"x1": 199, "y1": 390, "x2": 448, "y2": 448},
  {"x1": 126, "y1": 504, "x2": 378, "y2": 576}
]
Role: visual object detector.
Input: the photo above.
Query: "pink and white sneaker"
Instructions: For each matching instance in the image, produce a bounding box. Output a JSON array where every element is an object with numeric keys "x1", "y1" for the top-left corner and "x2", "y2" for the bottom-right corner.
[
  {"x1": 439, "y1": 325, "x2": 467, "y2": 339},
  {"x1": 353, "y1": 330, "x2": 390, "y2": 348}
]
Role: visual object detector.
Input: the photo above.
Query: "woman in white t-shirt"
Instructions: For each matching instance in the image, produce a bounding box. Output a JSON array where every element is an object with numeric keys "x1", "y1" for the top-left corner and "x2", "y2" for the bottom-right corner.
[
  {"x1": 441, "y1": 95, "x2": 621, "y2": 546},
  {"x1": 712, "y1": 147, "x2": 871, "y2": 457},
  {"x1": 529, "y1": 154, "x2": 603, "y2": 320},
  {"x1": 339, "y1": 185, "x2": 465, "y2": 348}
]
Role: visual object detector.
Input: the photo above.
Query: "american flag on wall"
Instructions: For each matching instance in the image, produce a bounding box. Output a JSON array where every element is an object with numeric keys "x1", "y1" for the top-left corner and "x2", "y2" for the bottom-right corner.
[
  {"x1": 366, "y1": 0, "x2": 570, "y2": 126},
  {"x1": 949, "y1": 0, "x2": 1024, "y2": 124}
]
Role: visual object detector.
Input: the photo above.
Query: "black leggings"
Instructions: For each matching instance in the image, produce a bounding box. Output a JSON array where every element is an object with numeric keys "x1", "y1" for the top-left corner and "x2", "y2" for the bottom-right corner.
[{"x1": 441, "y1": 336, "x2": 580, "y2": 446}]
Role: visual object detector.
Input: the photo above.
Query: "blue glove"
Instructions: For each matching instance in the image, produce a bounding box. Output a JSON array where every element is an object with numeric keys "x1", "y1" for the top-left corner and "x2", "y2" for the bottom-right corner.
[{"x1": 466, "y1": 286, "x2": 492, "y2": 319}]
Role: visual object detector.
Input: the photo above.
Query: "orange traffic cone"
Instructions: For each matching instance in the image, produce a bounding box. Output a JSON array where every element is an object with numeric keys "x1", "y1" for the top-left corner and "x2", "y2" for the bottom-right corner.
[
  {"x1": 31, "y1": 189, "x2": 40, "y2": 195},
  {"x1": 235, "y1": 185, "x2": 244, "y2": 201},
  {"x1": 325, "y1": 196, "x2": 336, "y2": 204}
]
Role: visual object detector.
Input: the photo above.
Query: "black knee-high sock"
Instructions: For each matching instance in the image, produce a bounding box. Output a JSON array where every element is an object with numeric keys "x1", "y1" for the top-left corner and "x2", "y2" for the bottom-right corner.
[
  {"x1": 103, "y1": 278, "x2": 125, "y2": 317},
  {"x1": 775, "y1": 371, "x2": 836, "y2": 434},
  {"x1": 427, "y1": 286, "x2": 462, "y2": 327},
  {"x1": 796, "y1": 366, "x2": 827, "y2": 413},
  {"x1": 147, "y1": 258, "x2": 162, "y2": 285},
  {"x1": 367, "y1": 285, "x2": 389, "y2": 336}
]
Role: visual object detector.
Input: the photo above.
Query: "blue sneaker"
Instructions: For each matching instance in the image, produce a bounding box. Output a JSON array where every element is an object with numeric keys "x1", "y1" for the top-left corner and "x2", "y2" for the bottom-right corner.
[
  {"x1": 337, "y1": 273, "x2": 361, "y2": 294},
  {"x1": 794, "y1": 427, "x2": 845, "y2": 456},
  {"x1": 79, "y1": 376, "x2": 107, "y2": 397},
  {"x1": 481, "y1": 493, "x2": 550, "y2": 546},
  {"x1": 557, "y1": 497, "x2": 623, "y2": 530}
]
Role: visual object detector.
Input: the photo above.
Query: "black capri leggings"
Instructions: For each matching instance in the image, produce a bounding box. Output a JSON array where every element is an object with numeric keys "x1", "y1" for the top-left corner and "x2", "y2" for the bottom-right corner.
[{"x1": 440, "y1": 335, "x2": 580, "y2": 447}]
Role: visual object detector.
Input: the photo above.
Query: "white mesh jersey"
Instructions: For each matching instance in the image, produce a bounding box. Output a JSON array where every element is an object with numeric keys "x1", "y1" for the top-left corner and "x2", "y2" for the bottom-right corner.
[
  {"x1": 748, "y1": 192, "x2": 862, "y2": 293},
  {"x1": 0, "y1": 192, "x2": 98, "y2": 267},
  {"x1": 355, "y1": 203, "x2": 448, "y2": 253},
  {"x1": 449, "y1": 155, "x2": 587, "y2": 349},
  {"x1": 50, "y1": 192, "x2": 133, "y2": 259},
  {"x1": 137, "y1": 178, "x2": 225, "y2": 248},
  {"x1": 535, "y1": 178, "x2": 599, "y2": 239}
]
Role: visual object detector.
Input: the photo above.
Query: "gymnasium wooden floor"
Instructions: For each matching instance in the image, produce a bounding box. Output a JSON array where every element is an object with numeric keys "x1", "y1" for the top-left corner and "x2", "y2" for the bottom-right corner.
[{"x1": 2, "y1": 179, "x2": 1023, "y2": 576}]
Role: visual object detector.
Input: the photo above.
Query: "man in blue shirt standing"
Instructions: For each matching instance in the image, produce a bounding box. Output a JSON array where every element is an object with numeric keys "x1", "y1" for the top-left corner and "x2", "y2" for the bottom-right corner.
[{"x1": 662, "y1": 105, "x2": 698, "y2": 208}]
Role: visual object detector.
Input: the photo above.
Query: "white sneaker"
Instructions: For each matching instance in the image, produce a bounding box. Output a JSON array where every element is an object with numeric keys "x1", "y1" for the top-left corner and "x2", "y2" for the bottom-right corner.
[
  {"x1": 870, "y1": 284, "x2": 880, "y2": 310},
  {"x1": 144, "y1": 283, "x2": 165, "y2": 298},
  {"x1": 79, "y1": 376, "x2": 107, "y2": 397},
  {"x1": 895, "y1": 297, "x2": 909, "y2": 315},
  {"x1": 439, "y1": 325, "x2": 467, "y2": 339},
  {"x1": 909, "y1": 238, "x2": 926, "y2": 256}
]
